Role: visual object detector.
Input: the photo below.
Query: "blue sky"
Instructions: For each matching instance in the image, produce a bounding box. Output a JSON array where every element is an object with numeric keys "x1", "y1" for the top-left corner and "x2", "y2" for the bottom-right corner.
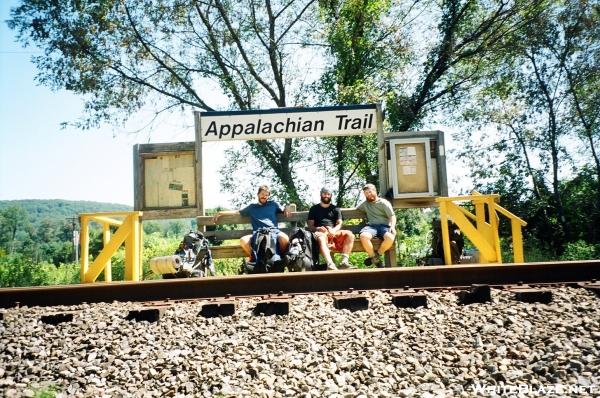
[{"x1": 0, "y1": 1, "x2": 232, "y2": 208}]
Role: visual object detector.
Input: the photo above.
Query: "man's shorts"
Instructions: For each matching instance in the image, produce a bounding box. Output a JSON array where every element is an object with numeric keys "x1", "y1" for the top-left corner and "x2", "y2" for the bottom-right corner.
[
  {"x1": 327, "y1": 233, "x2": 348, "y2": 252},
  {"x1": 360, "y1": 224, "x2": 391, "y2": 239}
]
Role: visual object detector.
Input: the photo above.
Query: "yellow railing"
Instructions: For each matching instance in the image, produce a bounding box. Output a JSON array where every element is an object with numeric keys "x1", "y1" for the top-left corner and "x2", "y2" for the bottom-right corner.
[
  {"x1": 436, "y1": 192, "x2": 527, "y2": 265},
  {"x1": 80, "y1": 212, "x2": 143, "y2": 283}
]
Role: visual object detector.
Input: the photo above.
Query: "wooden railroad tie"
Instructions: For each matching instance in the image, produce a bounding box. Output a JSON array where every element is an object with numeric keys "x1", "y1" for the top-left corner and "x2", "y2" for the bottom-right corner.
[
  {"x1": 199, "y1": 300, "x2": 237, "y2": 318},
  {"x1": 457, "y1": 284, "x2": 492, "y2": 305}
]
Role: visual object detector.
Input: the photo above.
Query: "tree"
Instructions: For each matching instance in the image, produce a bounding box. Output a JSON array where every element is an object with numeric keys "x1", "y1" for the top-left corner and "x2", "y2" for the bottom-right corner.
[
  {"x1": 9, "y1": 0, "x2": 322, "y2": 205},
  {"x1": 455, "y1": 0, "x2": 600, "y2": 252},
  {"x1": 0, "y1": 205, "x2": 31, "y2": 254},
  {"x1": 310, "y1": 0, "x2": 546, "y2": 205},
  {"x1": 314, "y1": 0, "x2": 407, "y2": 205},
  {"x1": 385, "y1": 0, "x2": 547, "y2": 130}
]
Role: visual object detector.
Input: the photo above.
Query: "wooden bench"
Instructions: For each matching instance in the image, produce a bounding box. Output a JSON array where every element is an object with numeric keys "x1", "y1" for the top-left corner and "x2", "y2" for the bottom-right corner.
[{"x1": 196, "y1": 208, "x2": 396, "y2": 267}]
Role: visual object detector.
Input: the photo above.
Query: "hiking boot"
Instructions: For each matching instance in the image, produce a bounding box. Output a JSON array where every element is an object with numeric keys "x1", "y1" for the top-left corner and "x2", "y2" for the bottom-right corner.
[
  {"x1": 364, "y1": 255, "x2": 383, "y2": 267},
  {"x1": 373, "y1": 255, "x2": 383, "y2": 267},
  {"x1": 363, "y1": 256, "x2": 376, "y2": 266},
  {"x1": 338, "y1": 259, "x2": 355, "y2": 269},
  {"x1": 327, "y1": 262, "x2": 338, "y2": 271},
  {"x1": 241, "y1": 259, "x2": 256, "y2": 274}
]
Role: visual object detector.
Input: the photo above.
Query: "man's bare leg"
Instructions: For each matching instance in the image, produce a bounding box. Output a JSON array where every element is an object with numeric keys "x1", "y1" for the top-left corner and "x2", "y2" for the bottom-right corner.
[
  {"x1": 277, "y1": 232, "x2": 289, "y2": 254},
  {"x1": 338, "y1": 231, "x2": 355, "y2": 268},
  {"x1": 378, "y1": 232, "x2": 396, "y2": 254},
  {"x1": 360, "y1": 232, "x2": 376, "y2": 257},
  {"x1": 240, "y1": 235, "x2": 252, "y2": 259},
  {"x1": 315, "y1": 231, "x2": 336, "y2": 270}
]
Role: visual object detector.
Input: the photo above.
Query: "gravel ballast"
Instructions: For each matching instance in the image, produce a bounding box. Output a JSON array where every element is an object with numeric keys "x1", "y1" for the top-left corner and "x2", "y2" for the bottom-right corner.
[{"x1": 1, "y1": 287, "x2": 599, "y2": 397}]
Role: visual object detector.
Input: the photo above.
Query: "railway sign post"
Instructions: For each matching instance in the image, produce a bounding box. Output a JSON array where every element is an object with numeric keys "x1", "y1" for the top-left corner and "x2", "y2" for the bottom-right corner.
[{"x1": 194, "y1": 104, "x2": 381, "y2": 218}]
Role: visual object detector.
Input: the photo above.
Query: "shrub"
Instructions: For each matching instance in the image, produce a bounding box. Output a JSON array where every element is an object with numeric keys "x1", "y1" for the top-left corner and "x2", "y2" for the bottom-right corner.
[
  {"x1": 560, "y1": 240, "x2": 600, "y2": 261},
  {"x1": 0, "y1": 254, "x2": 79, "y2": 287}
]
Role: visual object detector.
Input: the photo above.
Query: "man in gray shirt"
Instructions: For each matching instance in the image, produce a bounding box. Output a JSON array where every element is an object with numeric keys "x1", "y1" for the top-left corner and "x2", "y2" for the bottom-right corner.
[{"x1": 358, "y1": 183, "x2": 396, "y2": 267}]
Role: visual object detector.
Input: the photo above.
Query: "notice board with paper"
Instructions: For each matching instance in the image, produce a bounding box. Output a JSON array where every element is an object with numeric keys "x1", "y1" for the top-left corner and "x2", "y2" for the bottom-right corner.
[
  {"x1": 133, "y1": 142, "x2": 198, "y2": 215},
  {"x1": 143, "y1": 153, "x2": 196, "y2": 208},
  {"x1": 389, "y1": 138, "x2": 434, "y2": 198}
]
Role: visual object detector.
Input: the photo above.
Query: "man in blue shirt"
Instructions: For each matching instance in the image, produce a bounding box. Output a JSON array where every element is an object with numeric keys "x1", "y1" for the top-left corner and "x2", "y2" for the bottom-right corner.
[{"x1": 213, "y1": 185, "x2": 290, "y2": 259}]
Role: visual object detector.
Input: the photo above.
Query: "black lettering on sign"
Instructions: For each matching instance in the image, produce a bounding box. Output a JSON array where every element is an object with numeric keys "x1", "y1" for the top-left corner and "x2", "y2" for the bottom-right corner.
[
  {"x1": 274, "y1": 122, "x2": 284, "y2": 133},
  {"x1": 205, "y1": 114, "x2": 349, "y2": 139},
  {"x1": 245, "y1": 123, "x2": 256, "y2": 135},
  {"x1": 336, "y1": 113, "x2": 374, "y2": 130},
  {"x1": 219, "y1": 124, "x2": 231, "y2": 139},
  {"x1": 313, "y1": 120, "x2": 325, "y2": 131},
  {"x1": 232, "y1": 124, "x2": 244, "y2": 137},
  {"x1": 261, "y1": 122, "x2": 272, "y2": 134},
  {"x1": 205, "y1": 121, "x2": 218, "y2": 136},
  {"x1": 336, "y1": 114, "x2": 347, "y2": 130}
]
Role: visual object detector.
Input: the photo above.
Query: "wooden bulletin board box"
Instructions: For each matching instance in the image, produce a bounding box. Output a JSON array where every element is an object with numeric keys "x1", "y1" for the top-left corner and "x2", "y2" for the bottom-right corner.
[{"x1": 133, "y1": 142, "x2": 198, "y2": 218}]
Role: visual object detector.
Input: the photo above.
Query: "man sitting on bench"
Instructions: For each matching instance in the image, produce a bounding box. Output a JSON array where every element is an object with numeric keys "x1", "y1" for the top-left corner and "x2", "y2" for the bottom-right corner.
[
  {"x1": 213, "y1": 184, "x2": 290, "y2": 261},
  {"x1": 307, "y1": 187, "x2": 355, "y2": 270},
  {"x1": 358, "y1": 183, "x2": 396, "y2": 267}
]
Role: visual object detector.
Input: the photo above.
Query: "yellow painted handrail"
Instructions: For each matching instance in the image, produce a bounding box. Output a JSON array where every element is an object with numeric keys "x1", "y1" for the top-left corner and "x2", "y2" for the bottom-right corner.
[
  {"x1": 80, "y1": 211, "x2": 143, "y2": 283},
  {"x1": 436, "y1": 193, "x2": 527, "y2": 265}
]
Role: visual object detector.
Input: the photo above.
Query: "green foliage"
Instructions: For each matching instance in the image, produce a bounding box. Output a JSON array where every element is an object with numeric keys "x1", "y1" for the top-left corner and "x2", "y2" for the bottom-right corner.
[
  {"x1": 141, "y1": 233, "x2": 181, "y2": 280},
  {"x1": 0, "y1": 254, "x2": 79, "y2": 288},
  {"x1": 561, "y1": 167, "x2": 600, "y2": 243},
  {"x1": 315, "y1": 0, "x2": 404, "y2": 204},
  {"x1": 560, "y1": 240, "x2": 600, "y2": 261},
  {"x1": 6, "y1": 0, "x2": 600, "y2": 265},
  {"x1": 0, "y1": 200, "x2": 132, "y2": 265},
  {"x1": 0, "y1": 204, "x2": 31, "y2": 255},
  {"x1": 34, "y1": 387, "x2": 57, "y2": 398},
  {"x1": 0, "y1": 199, "x2": 131, "y2": 220},
  {"x1": 455, "y1": 1, "x2": 600, "y2": 254},
  {"x1": 394, "y1": 209, "x2": 435, "y2": 266},
  {"x1": 9, "y1": 0, "x2": 316, "y2": 205},
  {"x1": 214, "y1": 258, "x2": 244, "y2": 276},
  {"x1": 397, "y1": 234, "x2": 432, "y2": 267}
]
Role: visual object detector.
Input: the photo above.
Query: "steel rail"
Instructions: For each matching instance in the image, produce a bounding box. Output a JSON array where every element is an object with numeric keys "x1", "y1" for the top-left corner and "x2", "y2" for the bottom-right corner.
[{"x1": 1, "y1": 261, "x2": 600, "y2": 308}]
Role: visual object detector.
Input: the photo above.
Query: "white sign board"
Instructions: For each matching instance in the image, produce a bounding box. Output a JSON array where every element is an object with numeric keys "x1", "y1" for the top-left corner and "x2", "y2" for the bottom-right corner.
[{"x1": 199, "y1": 105, "x2": 378, "y2": 141}]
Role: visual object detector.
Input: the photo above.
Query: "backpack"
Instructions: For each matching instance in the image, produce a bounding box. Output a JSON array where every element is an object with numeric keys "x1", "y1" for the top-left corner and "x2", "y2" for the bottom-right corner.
[
  {"x1": 153, "y1": 231, "x2": 215, "y2": 278},
  {"x1": 421, "y1": 219, "x2": 464, "y2": 265},
  {"x1": 244, "y1": 227, "x2": 283, "y2": 274},
  {"x1": 284, "y1": 227, "x2": 320, "y2": 272}
]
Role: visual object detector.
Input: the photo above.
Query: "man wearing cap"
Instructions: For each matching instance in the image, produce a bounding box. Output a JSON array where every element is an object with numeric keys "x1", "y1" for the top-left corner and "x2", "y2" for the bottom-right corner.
[
  {"x1": 307, "y1": 187, "x2": 355, "y2": 270},
  {"x1": 213, "y1": 184, "x2": 290, "y2": 259},
  {"x1": 358, "y1": 183, "x2": 396, "y2": 267}
]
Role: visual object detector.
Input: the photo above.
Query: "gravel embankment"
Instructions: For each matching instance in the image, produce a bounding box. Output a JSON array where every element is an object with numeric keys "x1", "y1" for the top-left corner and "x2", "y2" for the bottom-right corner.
[{"x1": 1, "y1": 287, "x2": 599, "y2": 397}]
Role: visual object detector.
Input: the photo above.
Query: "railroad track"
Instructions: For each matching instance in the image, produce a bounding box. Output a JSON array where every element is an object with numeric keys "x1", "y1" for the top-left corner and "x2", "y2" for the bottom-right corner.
[
  {"x1": 1, "y1": 260, "x2": 599, "y2": 309},
  {"x1": 2, "y1": 262, "x2": 599, "y2": 397}
]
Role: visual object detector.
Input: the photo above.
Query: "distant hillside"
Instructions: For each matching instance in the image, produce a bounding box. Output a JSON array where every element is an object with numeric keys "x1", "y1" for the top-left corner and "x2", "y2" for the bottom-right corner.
[{"x1": 0, "y1": 199, "x2": 132, "y2": 224}]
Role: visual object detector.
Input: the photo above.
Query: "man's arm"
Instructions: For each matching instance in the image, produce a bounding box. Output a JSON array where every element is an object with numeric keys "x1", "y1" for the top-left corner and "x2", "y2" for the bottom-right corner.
[
  {"x1": 306, "y1": 219, "x2": 318, "y2": 232},
  {"x1": 389, "y1": 214, "x2": 397, "y2": 235},
  {"x1": 212, "y1": 209, "x2": 240, "y2": 223},
  {"x1": 307, "y1": 208, "x2": 327, "y2": 233},
  {"x1": 384, "y1": 200, "x2": 396, "y2": 235},
  {"x1": 275, "y1": 201, "x2": 291, "y2": 218},
  {"x1": 356, "y1": 201, "x2": 368, "y2": 223},
  {"x1": 329, "y1": 208, "x2": 343, "y2": 234}
]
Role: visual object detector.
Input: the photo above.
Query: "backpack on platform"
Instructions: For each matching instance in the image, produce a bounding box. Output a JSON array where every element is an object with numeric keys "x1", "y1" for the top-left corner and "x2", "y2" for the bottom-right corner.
[
  {"x1": 284, "y1": 227, "x2": 320, "y2": 272},
  {"x1": 243, "y1": 227, "x2": 284, "y2": 274}
]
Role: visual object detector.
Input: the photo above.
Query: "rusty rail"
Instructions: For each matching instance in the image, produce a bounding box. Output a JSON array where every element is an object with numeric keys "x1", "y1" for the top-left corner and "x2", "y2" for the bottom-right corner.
[{"x1": 1, "y1": 261, "x2": 599, "y2": 308}]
